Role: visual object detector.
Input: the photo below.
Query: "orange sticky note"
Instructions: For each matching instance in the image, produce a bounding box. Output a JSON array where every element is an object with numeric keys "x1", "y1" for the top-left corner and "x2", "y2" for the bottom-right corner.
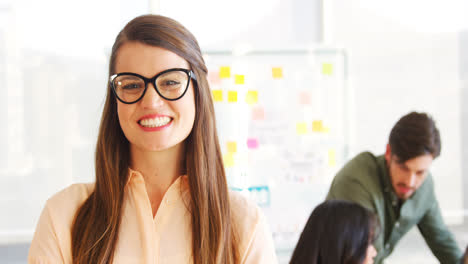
[
  {"x1": 328, "y1": 149, "x2": 336, "y2": 167},
  {"x1": 220, "y1": 66, "x2": 231, "y2": 78},
  {"x1": 212, "y1": 90, "x2": 223, "y2": 102},
  {"x1": 228, "y1": 91, "x2": 237, "y2": 102},
  {"x1": 322, "y1": 63, "x2": 333, "y2": 75},
  {"x1": 227, "y1": 141, "x2": 237, "y2": 153},
  {"x1": 272, "y1": 67, "x2": 283, "y2": 79},
  {"x1": 251, "y1": 106, "x2": 265, "y2": 120},
  {"x1": 312, "y1": 120, "x2": 323, "y2": 132},
  {"x1": 246, "y1": 90, "x2": 258, "y2": 105},
  {"x1": 235, "y1": 75, "x2": 245, "y2": 84},
  {"x1": 223, "y1": 153, "x2": 235, "y2": 167},
  {"x1": 296, "y1": 122, "x2": 307, "y2": 135}
]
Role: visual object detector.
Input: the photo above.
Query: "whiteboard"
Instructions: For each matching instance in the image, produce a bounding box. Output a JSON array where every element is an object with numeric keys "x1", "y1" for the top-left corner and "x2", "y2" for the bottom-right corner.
[{"x1": 203, "y1": 48, "x2": 349, "y2": 251}]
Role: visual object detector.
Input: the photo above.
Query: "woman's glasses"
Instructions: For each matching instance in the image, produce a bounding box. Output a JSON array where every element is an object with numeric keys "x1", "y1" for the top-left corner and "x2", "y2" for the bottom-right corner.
[{"x1": 110, "y1": 68, "x2": 196, "y2": 104}]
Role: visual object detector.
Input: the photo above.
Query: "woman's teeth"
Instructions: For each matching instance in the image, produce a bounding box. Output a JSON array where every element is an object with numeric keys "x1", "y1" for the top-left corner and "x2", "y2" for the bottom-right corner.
[{"x1": 139, "y1": 116, "x2": 171, "y2": 128}]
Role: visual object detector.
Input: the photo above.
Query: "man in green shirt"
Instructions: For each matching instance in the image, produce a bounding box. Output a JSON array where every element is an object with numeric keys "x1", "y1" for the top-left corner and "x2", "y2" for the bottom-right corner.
[{"x1": 327, "y1": 112, "x2": 466, "y2": 264}]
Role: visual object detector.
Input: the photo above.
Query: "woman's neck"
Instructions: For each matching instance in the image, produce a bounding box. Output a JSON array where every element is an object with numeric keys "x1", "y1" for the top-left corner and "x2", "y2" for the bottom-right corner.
[{"x1": 129, "y1": 143, "x2": 185, "y2": 216}]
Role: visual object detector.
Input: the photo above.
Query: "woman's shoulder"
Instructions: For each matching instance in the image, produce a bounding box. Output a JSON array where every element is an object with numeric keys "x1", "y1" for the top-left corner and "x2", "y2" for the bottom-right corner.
[
  {"x1": 47, "y1": 183, "x2": 94, "y2": 209},
  {"x1": 45, "y1": 183, "x2": 95, "y2": 223},
  {"x1": 229, "y1": 190, "x2": 262, "y2": 227},
  {"x1": 229, "y1": 192, "x2": 264, "y2": 240},
  {"x1": 229, "y1": 190, "x2": 278, "y2": 263},
  {"x1": 29, "y1": 183, "x2": 95, "y2": 263}
]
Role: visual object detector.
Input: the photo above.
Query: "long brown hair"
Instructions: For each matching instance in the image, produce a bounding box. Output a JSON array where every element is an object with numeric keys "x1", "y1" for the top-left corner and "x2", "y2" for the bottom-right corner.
[{"x1": 71, "y1": 14, "x2": 238, "y2": 264}]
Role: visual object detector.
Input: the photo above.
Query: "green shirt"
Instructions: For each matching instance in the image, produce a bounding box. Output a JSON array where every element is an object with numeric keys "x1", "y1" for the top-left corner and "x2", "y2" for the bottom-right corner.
[{"x1": 326, "y1": 152, "x2": 462, "y2": 264}]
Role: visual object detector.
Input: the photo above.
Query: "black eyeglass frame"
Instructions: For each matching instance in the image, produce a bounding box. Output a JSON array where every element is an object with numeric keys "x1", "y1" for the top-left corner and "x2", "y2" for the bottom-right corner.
[{"x1": 110, "y1": 68, "x2": 197, "y2": 104}]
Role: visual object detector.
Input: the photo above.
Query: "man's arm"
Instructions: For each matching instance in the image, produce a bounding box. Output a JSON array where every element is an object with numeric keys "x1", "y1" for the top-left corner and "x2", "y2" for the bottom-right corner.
[{"x1": 417, "y1": 199, "x2": 463, "y2": 264}]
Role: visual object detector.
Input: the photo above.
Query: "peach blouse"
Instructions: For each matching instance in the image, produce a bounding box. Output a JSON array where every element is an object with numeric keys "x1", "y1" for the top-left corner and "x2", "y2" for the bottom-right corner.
[{"x1": 28, "y1": 169, "x2": 278, "y2": 263}]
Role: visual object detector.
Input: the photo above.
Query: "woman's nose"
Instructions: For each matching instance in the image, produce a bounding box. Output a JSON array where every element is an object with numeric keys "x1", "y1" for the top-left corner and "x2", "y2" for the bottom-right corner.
[{"x1": 140, "y1": 83, "x2": 164, "y2": 108}]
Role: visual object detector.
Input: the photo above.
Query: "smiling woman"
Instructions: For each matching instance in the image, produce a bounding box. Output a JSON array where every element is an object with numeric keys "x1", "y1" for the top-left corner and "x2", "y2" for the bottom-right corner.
[
  {"x1": 27, "y1": 14, "x2": 277, "y2": 264},
  {"x1": 115, "y1": 42, "x2": 196, "y2": 153}
]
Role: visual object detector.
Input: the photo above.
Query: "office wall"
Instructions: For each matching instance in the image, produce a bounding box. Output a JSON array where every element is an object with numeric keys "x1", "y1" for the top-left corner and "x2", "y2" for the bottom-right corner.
[
  {"x1": 156, "y1": 0, "x2": 322, "y2": 50},
  {"x1": 332, "y1": 0, "x2": 465, "y2": 224},
  {"x1": 461, "y1": 30, "x2": 468, "y2": 222},
  {"x1": 0, "y1": 0, "x2": 149, "y2": 244}
]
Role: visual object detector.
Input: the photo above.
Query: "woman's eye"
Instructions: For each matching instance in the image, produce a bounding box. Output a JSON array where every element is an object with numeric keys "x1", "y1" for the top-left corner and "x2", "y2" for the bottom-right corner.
[
  {"x1": 123, "y1": 83, "x2": 142, "y2": 89},
  {"x1": 165, "y1": 80, "x2": 180, "y2": 85}
]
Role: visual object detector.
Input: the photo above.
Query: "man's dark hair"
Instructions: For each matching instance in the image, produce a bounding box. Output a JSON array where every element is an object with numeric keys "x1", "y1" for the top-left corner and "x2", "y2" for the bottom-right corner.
[{"x1": 389, "y1": 112, "x2": 441, "y2": 163}]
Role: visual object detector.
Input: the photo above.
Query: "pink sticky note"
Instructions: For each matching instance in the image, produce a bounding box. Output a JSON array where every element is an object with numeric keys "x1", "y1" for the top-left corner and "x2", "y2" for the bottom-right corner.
[
  {"x1": 208, "y1": 69, "x2": 221, "y2": 85},
  {"x1": 299, "y1": 91, "x2": 311, "y2": 105},
  {"x1": 251, "y1": 106, "x2": 265, "y2": 120},
  {"x1": 247, "y1": 138, "x2": 259, "y2": 149}
]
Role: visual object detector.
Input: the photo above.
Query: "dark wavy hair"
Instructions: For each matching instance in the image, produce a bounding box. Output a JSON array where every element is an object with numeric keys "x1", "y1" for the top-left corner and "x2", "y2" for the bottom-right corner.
[
  {"x1": 290, "y1": 200, "x2": 379, "y2": 264},
  {"x1": 389, "y1": 111, "x2": 441, "y2": 163}
]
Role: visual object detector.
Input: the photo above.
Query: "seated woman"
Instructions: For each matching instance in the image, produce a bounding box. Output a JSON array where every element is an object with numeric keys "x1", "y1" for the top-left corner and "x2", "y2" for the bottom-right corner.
[
  {"x1": 28, "y1": 14, "x2": 277, "y2": 264},
  {"x1": 290, "y1": 200, "x2": 379, "y2": 264}
]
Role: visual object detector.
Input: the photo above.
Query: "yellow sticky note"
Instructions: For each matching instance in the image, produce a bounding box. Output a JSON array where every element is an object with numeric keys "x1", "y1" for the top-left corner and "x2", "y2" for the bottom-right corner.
[
  {"x1": 227, "y1": 141, "x2": 237, "y2": 153},
  {"x1": 322, "y1": 126, "x2": 330, "y2": 133},
  {"x1": 212, "y1": 90, "x2": 223, "y2": 102},
  {"x1": 322, "y1": 63, "x2": 333, "y2": 75},
  {"x1": 235, "y1": 75, "x2": 244, "y2": 84},
  {"x1": 296, "y1": 122, "x2": 307, "y2": 135},
  {"x1": 246, "y1": 90, "x2": 258, "y2": 105},
  {"x1": 220, "y1": 66, "x2": 231, "y2": 78},
  {"x1": 328, "y1": 149, "x2": 336, "y2": 167},
  {"x1": 312, "y1": 120, "x2": 323, "y2": 132},
  {"x1": 223, "y1": 153, "x2": 235, "y2": 167},
  {"x1": 272, "y1": 67, "x2": 283, "y2": 79},
  {"x1": 228, "y1": 91, "x2": 237, "y2": 102}
]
